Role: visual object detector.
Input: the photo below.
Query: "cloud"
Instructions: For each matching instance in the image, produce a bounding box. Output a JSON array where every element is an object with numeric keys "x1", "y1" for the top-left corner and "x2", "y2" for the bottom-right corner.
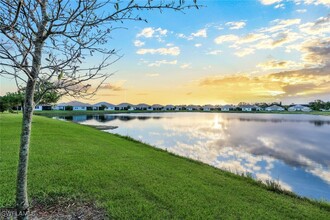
[
  {"x1": 148, "y1": 60, "x2": 177, "y2": 67},
  {"x1": 274, "y1": 3, "x2": 285, "y2": 8},
  {"x1": 257, "y1": 60, "x2": 301, "y2": 70},
  {"x1": 134, "y1": 40, "x2": 145, "y2": 47},
  {"x1": 99, "y1": 81, "x2": 126, "y2": 91},
  {"x1": 197, "y1": 65, "x2": 330, "y2": 101},
  {"x1": 259, "y1": 0, "x2": 282, "y2": 5},
  {"x1": 180, "y1": 63, "x2": 191, "y2": 69},
  {"x1": 260, "y1": 19, "x2": 301, "y2": 33},
  {"x1": 136, "y1": 47, "x2": 180, "y2": 56},
  {"x1": 206, "y1": 50, "x2": 222, "y2": 55},
  {"x1": 236, "y1": 33, "x2": 269, "y2": 44},
  {"x1": 214, "y1": 34, "x2": 239, "y2": 44},
  {"x1": 295, "y1": 0, "x2": 330, "y2": 7},
  {"x1": 226, "y1": 21, "x2": 246, "y2": 30},
  {"x1": 137, "y1": 27, "x2": 155, "y2": 38},
  {"x1": 299, "y1": 14, "x2": 330, "y2": 35},
  {"x1": 136, "y1": 27, "x2": 168, "y2": 38},
  {"x1": 177, "y1": 33, "x2": 193, "y2": 40},
  {"x1": 300, "y1": 38, "x2": 330, "y2": 66},
  {"x1": 194, "y1": 43, "x2": 202, "y2": 47},
  {"x1": 234, "y1": 48, "x2": 255, "y2": 57},
  {"x1": 191, "y1": 28, "x2": 207, "y2": 38}
]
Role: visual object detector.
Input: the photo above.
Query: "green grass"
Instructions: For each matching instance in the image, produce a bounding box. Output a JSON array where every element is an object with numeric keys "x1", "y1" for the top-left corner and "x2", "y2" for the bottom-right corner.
[{"x1": 0, "y1": 114, "x2": 329, "y2": 219}]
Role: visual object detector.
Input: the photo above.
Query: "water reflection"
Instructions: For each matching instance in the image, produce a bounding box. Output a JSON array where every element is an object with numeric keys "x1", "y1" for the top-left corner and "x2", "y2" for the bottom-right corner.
[{"x1": 53, "y1": 113, "x2": 330, "y2": 201}]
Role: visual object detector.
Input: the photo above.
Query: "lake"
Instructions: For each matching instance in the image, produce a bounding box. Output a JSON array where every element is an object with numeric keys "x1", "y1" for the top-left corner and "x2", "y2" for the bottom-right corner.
[{"x1": 53, "y1": 112, "x2": 330, "y2": 201}]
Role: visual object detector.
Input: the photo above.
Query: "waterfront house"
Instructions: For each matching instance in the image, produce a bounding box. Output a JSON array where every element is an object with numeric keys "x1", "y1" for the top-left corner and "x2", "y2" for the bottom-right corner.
[
  {"x1": 175, "y1": 105, "x2": 184, "y2": 111},
  {"x1": 34, "y1": 104, "x2": 52, "y2": 111},
  {"x1": 134, "y1": 103, "x2": 150, "y2": 111},
  {"x1": 164, "y1": 105, "x2": 175, "y2": 111},
  {"x1": 115, "y1": 103, "x2": 132, "y2": 111},
  {"x1": 53, "y1": 101, "x2": 92, "y2": 111},
  {"x1": 288, "y1": 104, "x2": 312, "y2": 112},
  {"x1": 265, "y1": 105, "x2": 285, "y2": 111},
  {"x1": 240, "y1": 105, "x2": 254, "y2": 112},
  {"x1": 149, "y1": 104, "x2": 164, "y2": 111},
  {"x1": 93, "y1": 102, "x2": 116, "y2": 111},
  {"x1": 202, "y1": 105, "x2": 215, "y2": 111},
  {"x1": 221, "y1": 105, "x2": 235, "y2": 111}
]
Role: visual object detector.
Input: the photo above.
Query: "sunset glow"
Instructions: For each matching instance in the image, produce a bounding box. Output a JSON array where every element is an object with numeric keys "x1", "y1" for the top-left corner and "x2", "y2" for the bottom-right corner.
[{"x1": 1, "y1": 0, "x2": 329, "y2": 104}]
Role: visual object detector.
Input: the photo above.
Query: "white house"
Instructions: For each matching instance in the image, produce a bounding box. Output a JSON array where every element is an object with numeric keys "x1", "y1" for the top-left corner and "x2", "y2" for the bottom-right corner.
[
  {"x1": 53, "y1": 101, "x2": 91, "y2": 111},
  {"x1": 221, "y1": 105, "x2": 234, "y2": 111},
  {"x1": 135, "y1": 103, "x2": 150, "y2": 111},
  {"x1": 202, "y1": 105, "x2": 215, "y2": 111},
  {"x1": 53, "y1": 102, "x2": 66, "y2": 110},
  {"x1": 288, "y1": 105, "x2": 312, "y2": 112},
  {"x1": 93, "y1": 102, "x2": 115, "y2": 111},
  {"x1": 186, "y1": 105, "x2": 201, "y2": 111},
  {"x1": 164, "y1": 105, "x2": 175, "y2": 111},
  {"x1": 115, "y1": 103, "x2": 132, "y2": 111},
  {"x1": 265, "y1": 105, "x2": 285, "y2": 111},
  {"x1": 149, "y1": 104, "x2": 163, "y2": 111},
  {"x1": 175, "y1": 105, "x2": 184, "y2": 111},
  {"x1": 240, "y1": 105, "x2": 254, "y2": 112}
]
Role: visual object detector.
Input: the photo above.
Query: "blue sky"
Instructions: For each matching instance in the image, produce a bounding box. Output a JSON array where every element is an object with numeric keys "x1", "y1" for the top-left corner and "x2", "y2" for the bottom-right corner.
[{"x1": 1, "y1": 0, "x2": 330, "y2": 105}]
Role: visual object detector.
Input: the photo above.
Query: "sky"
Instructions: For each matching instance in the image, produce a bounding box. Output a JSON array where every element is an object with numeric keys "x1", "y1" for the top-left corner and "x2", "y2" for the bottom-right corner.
[{"x1": 1, "y1": 0, "x2": 330, "y2": 105}]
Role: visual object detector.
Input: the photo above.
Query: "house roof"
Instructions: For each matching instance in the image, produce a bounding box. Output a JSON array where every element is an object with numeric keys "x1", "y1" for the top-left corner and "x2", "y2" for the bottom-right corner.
[
  {"x1": 116, "y1": 103, "x2": 133, "y2": 107},
  {"x1": 93, "y1": 102, "x2": 115, "y2": 107},
  {"x1": 57, "y1": 101, "x2": 91, "y2": 107},
  {"x1": 151, "y1": 104, "x2": 164, "y2": 108},
  {"x1": 135, "y1": 103, "x2": 150, "y2": 108}
]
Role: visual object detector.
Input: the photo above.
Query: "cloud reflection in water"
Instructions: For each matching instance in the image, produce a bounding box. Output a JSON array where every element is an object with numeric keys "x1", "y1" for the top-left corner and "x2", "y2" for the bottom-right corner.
[{"x1": 62, "y1": 113, "x2": 330, "y2": 201}]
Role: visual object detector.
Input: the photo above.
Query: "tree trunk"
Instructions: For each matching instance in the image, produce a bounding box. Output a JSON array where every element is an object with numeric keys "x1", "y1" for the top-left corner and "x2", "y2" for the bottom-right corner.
[
  {"x1": 16, "y1": 79, "x2": 35, "y2": 220},
  {"x1": 16, "y1": 40, "x2": 42, "y2": 220}
]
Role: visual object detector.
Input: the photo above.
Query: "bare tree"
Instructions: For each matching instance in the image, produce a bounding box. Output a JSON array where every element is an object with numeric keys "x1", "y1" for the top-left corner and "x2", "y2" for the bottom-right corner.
[{"x1": 0, "y1": 0, "x2": 199, "y2": 219}]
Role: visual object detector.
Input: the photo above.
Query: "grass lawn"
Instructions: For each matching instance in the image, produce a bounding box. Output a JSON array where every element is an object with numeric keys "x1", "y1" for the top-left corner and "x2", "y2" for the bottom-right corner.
[{"x1": 0, "y1": 114, "x2": 329, "y2": 219}]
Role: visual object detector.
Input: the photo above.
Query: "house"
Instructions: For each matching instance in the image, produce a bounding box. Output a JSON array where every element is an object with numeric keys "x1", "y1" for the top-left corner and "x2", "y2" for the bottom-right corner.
[
  {"x1": 288, "y1": 104, "x2": 312, "y2": 112},
  {"x1": 53, "y1": 102, "x2": 67, "y2": 110},
  {"x1": 93, "y1": 102, "x2": 115, "y2": 111},
  {"x1": 240, "y1": 105, "x2": 255, "y2": 112},
  {"x1": 265, "y1": 105, "x2": 285, "y2": 111},
  {"x1": 202, "y1": 105, "x2": 215, "y2": 111},
  {"x1": 186, "y1": 105, "x2": 199, "y2": 111},
  {"x1": 34, "y1": 104, "x2": 52, "y2": 111},
  {"x1": 175, "y1": 105, "x2": 184, "y2": 111},
  {"x1": 134, "y1": 103, "x2": 150, "y2": 111},
  {"x1": 221, "y1": 105, "x2": 235, "y2": 111},
  {"x1": 54, "y1": 101, "x2": 92, "y2": 111},
  {"x1": 164, "y1": 105, "x2": 175, "y2": 111},
  {"x1": 115, "y1": 103, "x2": 132, "y2": 111},
  {"x1": 148, "y1": 104, "x2": 163, "y2": 111}
]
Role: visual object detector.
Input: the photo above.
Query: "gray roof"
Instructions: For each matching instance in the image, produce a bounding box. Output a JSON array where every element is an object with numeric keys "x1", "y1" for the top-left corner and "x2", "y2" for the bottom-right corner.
[
  {"x1": 93, "y1": 102, "x2": 115, "y2": 107},
  {"x1": 57, "y1": 101, "x2": 91, "y2": 107},
  {"x1": 116, "y1": 103, "x2": 133, "y2": 107},
  {"x1": 151, "y1": 104, "x2": 164, "y2": 108},
  {"x1": 135, "y1": 103, "x2": 150, "y2": 108}
]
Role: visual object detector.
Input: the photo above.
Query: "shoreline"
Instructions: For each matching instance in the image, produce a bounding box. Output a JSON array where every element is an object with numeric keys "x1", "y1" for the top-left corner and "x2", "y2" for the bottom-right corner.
[
  {"x1": 33, "y1": 110, "x2": 330, "y2": 116},
  {"x1": 1, "y1": 114, "x2": 329, "y2": 219}
]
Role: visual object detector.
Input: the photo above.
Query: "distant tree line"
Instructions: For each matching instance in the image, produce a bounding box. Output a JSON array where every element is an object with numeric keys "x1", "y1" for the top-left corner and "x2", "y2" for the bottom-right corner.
[
  {"x1": 309, "y1": 100, "x2": 330, "y2": 111},
  {"x1": 0, "y1": 83, "x2": 60, "y2": 112}
]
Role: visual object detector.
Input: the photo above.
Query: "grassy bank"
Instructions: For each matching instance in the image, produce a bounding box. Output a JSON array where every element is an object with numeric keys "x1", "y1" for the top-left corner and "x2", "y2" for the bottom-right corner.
[
  {"x1": 1, "y1": 114, "x2": 329, "y2": 219},
  {"x1": 33, "y1": 109, "x2": 330, "y2": 116}
]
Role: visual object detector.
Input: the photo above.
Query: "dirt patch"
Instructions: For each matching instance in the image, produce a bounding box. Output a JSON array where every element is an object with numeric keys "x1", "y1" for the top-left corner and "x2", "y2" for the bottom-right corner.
[{"x1": 1, "y1": 202, "x2": 108, "y2": 220}]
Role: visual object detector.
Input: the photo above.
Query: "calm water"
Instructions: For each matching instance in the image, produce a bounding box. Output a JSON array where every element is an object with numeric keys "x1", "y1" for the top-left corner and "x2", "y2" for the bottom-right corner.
[{"x1": 54, "y1": 113, "x2": 330, "y2": 201}]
